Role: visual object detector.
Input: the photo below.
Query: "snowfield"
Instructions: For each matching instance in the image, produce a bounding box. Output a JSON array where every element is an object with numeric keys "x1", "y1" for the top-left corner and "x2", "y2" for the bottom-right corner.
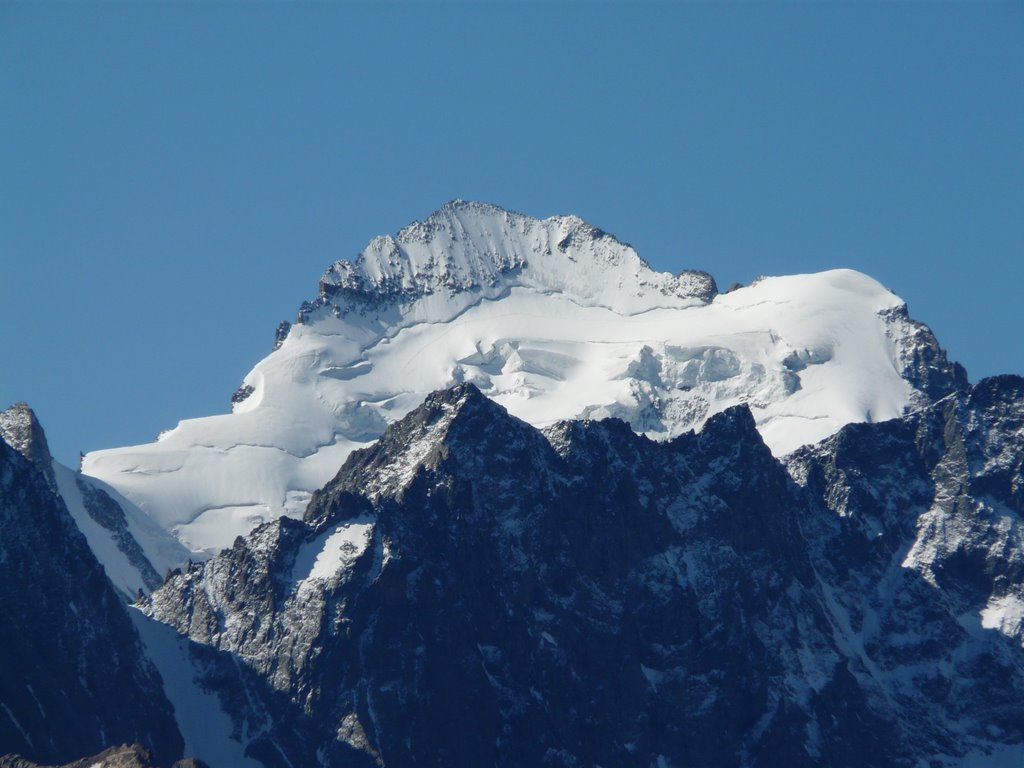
[{"x1": 84, "y1": 201, "x2": 928, "y2": 555}]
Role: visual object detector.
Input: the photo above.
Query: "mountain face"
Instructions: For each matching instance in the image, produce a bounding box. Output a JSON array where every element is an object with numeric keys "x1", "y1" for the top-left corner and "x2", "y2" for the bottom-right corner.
[
  {"x1": 140, "y1": 379, "x2": 1024, "y2": 767},
  {"x1": 0, "y1": 406, "x2": 184, "y2": 766},
  {"x1": 82, "y1": 201, "x2": 964, "y2": 555},
  {"x1": 786, "y1": 376, "x2": 1024, "y2": 763}
]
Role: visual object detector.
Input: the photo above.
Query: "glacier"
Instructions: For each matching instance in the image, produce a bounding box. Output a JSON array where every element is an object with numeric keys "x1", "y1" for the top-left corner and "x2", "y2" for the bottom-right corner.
[{"x1": 82, "y1": 200, "x2": 962, "y2": 555}]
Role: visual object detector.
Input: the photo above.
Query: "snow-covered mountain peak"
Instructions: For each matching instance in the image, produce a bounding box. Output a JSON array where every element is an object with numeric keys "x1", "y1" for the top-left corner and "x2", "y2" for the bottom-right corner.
[
  {"x1": 83, "y1": 203, "x2": 966, "y2": 555},
  {"x1": 308, "y1": 200, "x2": 717, "y2": 322}
]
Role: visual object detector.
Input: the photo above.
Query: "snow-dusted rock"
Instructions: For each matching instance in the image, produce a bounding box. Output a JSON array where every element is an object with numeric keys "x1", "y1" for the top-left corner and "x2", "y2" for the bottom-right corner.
[
  {"x1": 142, "y1": 377, "x2": 1024, "y2": 767},
  {"x1": 0, "y1": 402, "x2": 57, "y2": 491},
  {"x1": 146, "y1": 385, "x2": 838, "y2": 767},
  {"x1": 787, "y1": 374, "x2": 1024, "y2": 764}
]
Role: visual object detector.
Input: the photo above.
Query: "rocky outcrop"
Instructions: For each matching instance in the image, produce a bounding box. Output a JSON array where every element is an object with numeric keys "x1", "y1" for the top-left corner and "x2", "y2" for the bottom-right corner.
[
  {"x1": 272, "y1": 321, "x2": 291, "y2": 351},
  {"x1": 230, "y1": 384, "x2": 255, "y2": 405},
  {"x1": 0, "y1": 743, "x2": 207, "y2": 768},
  {"x1": 880, "y1": 303, "x2": 969, "y2": 403},
  {"x1": 0, "y1": 403, "x2": 57, "y2": 491}
]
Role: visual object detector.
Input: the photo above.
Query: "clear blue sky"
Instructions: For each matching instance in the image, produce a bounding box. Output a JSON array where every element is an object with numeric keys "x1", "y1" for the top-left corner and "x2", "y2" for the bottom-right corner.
[{"x1": 1, "y1": 2, "x2": 1021, "y2": 465}]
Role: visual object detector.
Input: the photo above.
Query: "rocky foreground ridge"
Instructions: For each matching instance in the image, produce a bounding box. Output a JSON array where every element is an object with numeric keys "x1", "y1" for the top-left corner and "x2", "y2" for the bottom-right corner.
[
  {"x1": 137, "y1": 376, "x2": 1024, "y2": 767},
  {"x1": 6, "y1": 366, "x2": 1024, "y2": 766}
]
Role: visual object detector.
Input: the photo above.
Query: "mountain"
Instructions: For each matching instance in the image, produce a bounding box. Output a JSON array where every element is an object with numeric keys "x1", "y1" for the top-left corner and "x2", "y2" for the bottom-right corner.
[
  {"x1": 82, "y1": 201, "x2": 963, "y2": 555},
  {"x1": 0, "y1": 405, "x2": 184, "y2": 765},
  {"x1": 4, "y1": 201, "x2": 1021, "y2": 767},
  {"x1": 140, "y1": 378, "x2": 1024, "y2": 767}
]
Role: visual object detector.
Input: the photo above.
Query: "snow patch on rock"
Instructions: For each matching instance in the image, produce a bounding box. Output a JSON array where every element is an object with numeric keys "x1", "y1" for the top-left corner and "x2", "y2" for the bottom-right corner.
[{"x1": 292, "y1": 517, "x2": 374, "y2": 588}]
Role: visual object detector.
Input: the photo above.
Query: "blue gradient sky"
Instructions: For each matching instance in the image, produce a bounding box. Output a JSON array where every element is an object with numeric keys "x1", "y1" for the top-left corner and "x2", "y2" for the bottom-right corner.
[{"x1": 2, "y1": 2, "x2": 1021, "y2": 465}]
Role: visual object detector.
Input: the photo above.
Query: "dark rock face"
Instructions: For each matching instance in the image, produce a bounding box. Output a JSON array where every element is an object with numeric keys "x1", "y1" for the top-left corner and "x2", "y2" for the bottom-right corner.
[
  {"x1": 880, "y1": 304, "x2": 969, "y2": 403},
  {"x1": 0, "y1": 423, "x2": 183, "y2": 765},
  {"x1": 786, "y1": 374, "x2": 1024, "y2": 763},
  {"x1": 143, "y1": 380, "x2": 1024, "y2": 767},
  {"x1": 273, "y1": 321, "x2": 291, "y2": 351}
]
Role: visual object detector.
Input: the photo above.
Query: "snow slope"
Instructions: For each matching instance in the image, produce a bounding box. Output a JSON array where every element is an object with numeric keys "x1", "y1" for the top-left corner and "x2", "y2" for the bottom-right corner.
[
  {"x1": 129, "y1": 607, "x2": 262, "y2": 768},
  {"x1": 84, "y1": 201, "x2": 942, "y2": 555},
  {"x1": 52, "y1": 461, "x2": 190, "y2": 600}
]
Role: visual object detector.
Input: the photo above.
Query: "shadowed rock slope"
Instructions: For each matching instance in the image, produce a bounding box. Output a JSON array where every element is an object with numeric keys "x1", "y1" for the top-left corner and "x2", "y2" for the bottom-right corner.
[{"x1": 139, "y1": 379, "x2": 1024, "y2": 766}]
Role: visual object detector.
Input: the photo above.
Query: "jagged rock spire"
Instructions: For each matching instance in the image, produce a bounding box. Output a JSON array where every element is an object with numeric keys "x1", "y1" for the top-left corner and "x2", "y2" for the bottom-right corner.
[{"x1": 0, "y1": 402, "x2": 56, "y2": 490}]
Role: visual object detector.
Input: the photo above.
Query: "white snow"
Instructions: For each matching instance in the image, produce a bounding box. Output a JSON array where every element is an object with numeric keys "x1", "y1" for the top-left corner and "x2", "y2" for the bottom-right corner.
[
  {"x1": 980, "y1": 594, "x2": 1024, "y2": 640},
  {"x1": 83, "y1": 203, "x2": 922, "y2": 555},
  {"x1": 173, "y1": 503, "x2": 277, "y2": 554},
  {"x1": 51, "y1": 460, "x2": 189, "y2": 600},
  {"x1": 292, "y1": 517, "x2": 375, "y2": 588},
  {"x1": 129, "y1": 606, "x2": 262, "y2": 768}
]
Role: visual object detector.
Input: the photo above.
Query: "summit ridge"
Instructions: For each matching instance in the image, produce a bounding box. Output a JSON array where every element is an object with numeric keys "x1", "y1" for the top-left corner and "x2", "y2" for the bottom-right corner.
[{"x1": 305, "y1": 199, "x2": 717, "y2": 321}]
